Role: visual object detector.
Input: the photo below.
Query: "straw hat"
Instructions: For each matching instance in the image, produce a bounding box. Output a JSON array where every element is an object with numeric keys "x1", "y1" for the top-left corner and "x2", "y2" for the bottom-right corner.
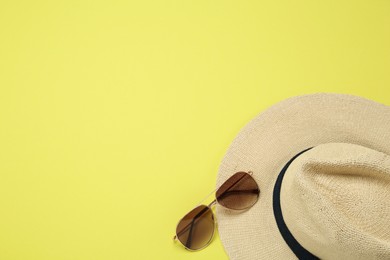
[{"x1": 216, "y1": 93, "x2": 390, "y2": 259}]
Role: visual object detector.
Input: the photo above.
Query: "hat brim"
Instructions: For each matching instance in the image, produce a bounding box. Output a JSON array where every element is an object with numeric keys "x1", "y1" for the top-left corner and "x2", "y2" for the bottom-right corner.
[{"x1": 215, "y1": 93, "x2": 390, "y2": 259}]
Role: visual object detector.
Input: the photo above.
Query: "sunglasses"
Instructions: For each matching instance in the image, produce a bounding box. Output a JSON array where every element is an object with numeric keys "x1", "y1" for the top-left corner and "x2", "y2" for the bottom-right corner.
[{"x1": 173, "y1": 171, "x2": 260, "y2": 251}]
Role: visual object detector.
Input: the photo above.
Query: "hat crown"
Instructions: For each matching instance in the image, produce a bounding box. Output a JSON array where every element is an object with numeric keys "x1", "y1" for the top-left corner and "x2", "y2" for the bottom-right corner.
[{"x1": 280, "y1": 143, "x2": 390, "y2": 259}]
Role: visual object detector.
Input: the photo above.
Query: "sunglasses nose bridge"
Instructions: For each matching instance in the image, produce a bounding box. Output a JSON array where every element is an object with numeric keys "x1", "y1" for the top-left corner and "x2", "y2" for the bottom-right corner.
[{"x1": 208, "y1": 199, "x2": 217, "y2": 208}]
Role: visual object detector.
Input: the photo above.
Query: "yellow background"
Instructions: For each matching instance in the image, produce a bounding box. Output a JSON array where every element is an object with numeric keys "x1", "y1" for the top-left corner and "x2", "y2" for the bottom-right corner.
[{"x1": 0, "y1": 0, "x2": 389, "y2": 259}]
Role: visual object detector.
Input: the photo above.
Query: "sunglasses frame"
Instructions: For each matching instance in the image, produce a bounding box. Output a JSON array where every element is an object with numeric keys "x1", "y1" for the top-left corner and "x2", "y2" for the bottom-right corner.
[
  {"x1": 173, "y1": 171, "x2": 258, "y2": 251},
  {"x1": 173, "y1": 200, "x2": 218, "y2": 251}
]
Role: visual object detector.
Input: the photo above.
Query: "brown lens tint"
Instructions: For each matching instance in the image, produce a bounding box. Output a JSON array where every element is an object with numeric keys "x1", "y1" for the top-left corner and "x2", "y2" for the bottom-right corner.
[
  {"x1": 216, "y1": 171, "x2": 260, "y2": 210},
  {"x1": 175, "y1": 205, "x2": 215, "y2": 250}
]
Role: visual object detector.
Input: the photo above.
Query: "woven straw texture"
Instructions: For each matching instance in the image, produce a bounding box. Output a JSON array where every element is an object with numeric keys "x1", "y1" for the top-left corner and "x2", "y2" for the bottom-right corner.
[{"x1": 216, "y1": 93, "x2": 390, "y2": 259}]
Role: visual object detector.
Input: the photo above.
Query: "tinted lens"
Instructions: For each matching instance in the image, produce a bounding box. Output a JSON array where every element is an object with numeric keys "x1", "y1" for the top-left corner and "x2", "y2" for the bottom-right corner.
[
  {"x1": 175, "y1": 205, "x2": 215, "y2": 250},
  {"x1": 216, "y1": 171, "x2": 260, "y2": 210}
]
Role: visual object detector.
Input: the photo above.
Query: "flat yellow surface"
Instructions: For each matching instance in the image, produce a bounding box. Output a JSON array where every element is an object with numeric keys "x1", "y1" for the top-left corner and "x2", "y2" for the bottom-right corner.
[{"x1": 0, "y1": 0, "x2": 389, "y2": 259}]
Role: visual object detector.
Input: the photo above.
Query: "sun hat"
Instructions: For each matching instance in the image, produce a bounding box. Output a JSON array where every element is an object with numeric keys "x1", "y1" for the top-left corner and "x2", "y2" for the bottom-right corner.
[{"x1": 216, "y1": 93, "x2": 390, "y2": 259}]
